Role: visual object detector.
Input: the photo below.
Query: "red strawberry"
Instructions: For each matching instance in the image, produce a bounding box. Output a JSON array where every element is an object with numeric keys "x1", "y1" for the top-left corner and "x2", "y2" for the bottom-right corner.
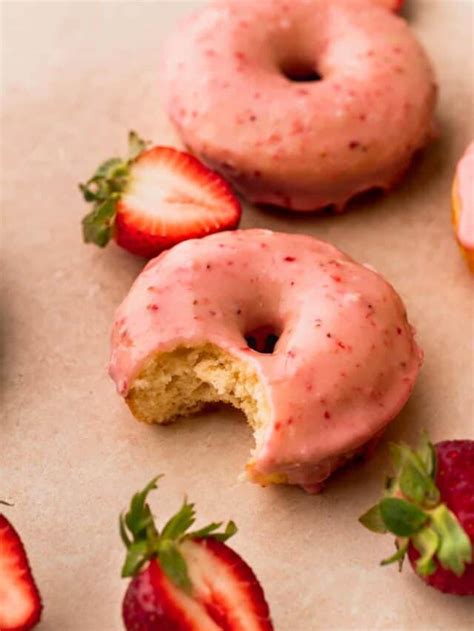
[
  {"x1": 80, "y1": 132, "x2": 241, "y2": 259},
  {"x1": 120, "y1": 477, "x2": 274, "y2": 630},
  {"x1": 360, "y1": 435, "x2": 474, "y2": 596},
  {"x1": 0, "y1": 514, "x2": 42, "y2": 630}
]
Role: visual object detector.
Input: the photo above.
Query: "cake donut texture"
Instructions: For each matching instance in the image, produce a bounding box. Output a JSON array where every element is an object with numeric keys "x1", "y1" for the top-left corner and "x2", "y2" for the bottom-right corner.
[
  {"x1": 109, "y1": 230, "x2": 423, "y2": 492},
  {"x1": 160, "y1": 0, "x2": 437, "y2": 212},
  {"x1": 452, "y1": 143, "x2": 474, "y2": 273}
]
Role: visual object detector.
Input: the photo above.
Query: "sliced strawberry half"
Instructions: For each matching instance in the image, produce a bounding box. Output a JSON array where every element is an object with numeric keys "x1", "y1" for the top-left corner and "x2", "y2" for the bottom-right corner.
[
  {"x1": 120, "y1": 477, "x2": 274, "y2": 631},
  {"x1": 0, "y1": 514, "x2": 42, "y2": 631},
  {"x1": 80, "y1": 133, "x2": 241, "y2": 259},
  {"x1": 372, "y1": 0, "x2": 404, "y2": 11},
  {"x1": 181, "y1": 538, "x2": 273, "y2": 631}
]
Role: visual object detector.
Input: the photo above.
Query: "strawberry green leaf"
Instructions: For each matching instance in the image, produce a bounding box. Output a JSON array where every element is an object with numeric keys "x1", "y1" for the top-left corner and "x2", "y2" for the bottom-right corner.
[
  {"x1": 188, "y1": 520, "x2": 237, "y2": 542},
  {"x1": 80, "y1": 131, "x2": 149, "y2": 249},
  {"x1": 412, "y1": 526, "x2": 439, "y2": 577},
  {"x1": 81, "y1": 195, "x2": 119, "y2": 247},
  {"x1": 431, "y1": 504, "x2": 472, "y2": 576},
  {"x1": 119, "y1": 475, "x2": 239, "y2": 593},
  {"x1": 122, "y1": 540, "x2": 150, "y2": 578},
  {"x1": 359, "y1": 504, "x2": 387, "y2": 534},
  {"x1": 399, "y1": 461, "x2": 430, "y2": 504},
  {"x1": 94, "y1": 157, "x2": 124, "y2": 179},
  {"x1": 125, "y1": 475, "x2": 162, "y2": 541},
  {"x1": 379, "y1": 498, "x2": 427, "y2": 537},
  {"x1": 119, "y1": 513, "x2": 132, "y2": 548},
  {"x1": 161, "y1": 499, "x2": 196, "y2": 541},
  {"x1": 159, "y1": 540, "x2": 192, "y2": 593},
  {"x1": 128, "y1": 131, "x2": 150, "y2": 161},
  {"x1": 416, "y1": 432, "x2": 437, "y2": 479},
  {"x1": 389, "y1": 441, "x2": 439, "y2": 507},
  {"x1": 381, "y1": 539, "x2": 408, "y2": 567},
  {"x1": 204, "y1": 520, "x2": 238, "y2": 542}
]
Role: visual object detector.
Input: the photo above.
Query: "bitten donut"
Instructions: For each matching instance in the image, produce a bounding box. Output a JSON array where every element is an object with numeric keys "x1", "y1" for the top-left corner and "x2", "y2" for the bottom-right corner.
[
  {"x1": 160, "y1": 0, "x2": 437, "y2": 211},
  {"x1": 109, "y1": 230, "x2": 423, "y2": 492},
  {"x1": 452, "y1": 143, "x2": 474, "y2": 273}
]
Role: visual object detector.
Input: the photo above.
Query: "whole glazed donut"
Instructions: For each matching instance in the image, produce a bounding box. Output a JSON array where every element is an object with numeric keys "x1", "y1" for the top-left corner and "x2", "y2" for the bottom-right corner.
[
  {"x1": 160, "y1": 0, "x2": 437, "y2": 211},
  {"x1": 109, "y1": 229, "x2": 423, "y2": 492}
]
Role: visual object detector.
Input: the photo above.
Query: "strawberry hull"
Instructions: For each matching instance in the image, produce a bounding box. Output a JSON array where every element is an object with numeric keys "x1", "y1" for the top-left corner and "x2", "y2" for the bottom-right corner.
[{"x1": 408, "y1": 440, "x2": 474, "y2": 595}]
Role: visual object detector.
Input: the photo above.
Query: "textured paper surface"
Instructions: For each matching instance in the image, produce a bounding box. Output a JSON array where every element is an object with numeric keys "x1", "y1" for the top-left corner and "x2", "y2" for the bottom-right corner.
[{"x1": 1, "y1": 1, "x2": 473, "y2": 629}]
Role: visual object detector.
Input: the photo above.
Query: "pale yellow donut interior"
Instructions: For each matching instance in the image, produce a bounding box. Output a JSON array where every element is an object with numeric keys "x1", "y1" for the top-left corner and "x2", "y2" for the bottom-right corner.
[{"x1": 126, "y1": 344, "x2": 273, "y2": 473}]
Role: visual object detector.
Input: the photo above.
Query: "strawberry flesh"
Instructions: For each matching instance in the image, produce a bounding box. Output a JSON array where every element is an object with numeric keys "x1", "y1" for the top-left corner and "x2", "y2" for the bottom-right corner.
[
  {"x1": 0, "y1": 515, "x2": 42, "y2": 631},
  {"x1": 182, "y1": 539, "x2": 273, "y2": 631},
  {"x1": 408, "y1": 440, "x2": 474, "y2": 595},
  {"x1": 116, "y1": 147, "x2": 241, "y2": 258},
  {"x1": 123, "y1": 540, "x2": 274, "y2": 631},
  {"x1": 123, "y1": 559, "x2": 220, "y2": 631}
]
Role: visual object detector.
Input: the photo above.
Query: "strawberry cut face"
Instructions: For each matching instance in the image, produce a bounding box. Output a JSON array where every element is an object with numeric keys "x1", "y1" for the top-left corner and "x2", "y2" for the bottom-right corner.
[
  {"x1": 0, "y1": 515, "x2": 42, "y2": 631},
  {"x1": 116, "y1": 147, "x2": 241, "y2": 258},
  {"x1": 181, "y1": 539, "x2": 273, "y2": 631}
]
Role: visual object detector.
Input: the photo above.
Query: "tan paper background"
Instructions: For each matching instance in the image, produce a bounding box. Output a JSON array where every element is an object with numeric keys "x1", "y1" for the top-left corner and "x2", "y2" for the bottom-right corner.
[{"x1": 1, "y1": 1, "x2": 473, "y2": 629}]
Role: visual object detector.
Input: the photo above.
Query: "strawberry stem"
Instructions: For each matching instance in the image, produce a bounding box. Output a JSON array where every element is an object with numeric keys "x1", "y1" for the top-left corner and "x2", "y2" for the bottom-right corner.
[
  {"x1": 80, "y1": 131, "x2": 150, "y2": 248},
  {"x1": 359, "y1": 433, "x2": 473, "y2": 577},
  {"x1": 119, "y1": 475, "x2": 237, "y2": 592}
]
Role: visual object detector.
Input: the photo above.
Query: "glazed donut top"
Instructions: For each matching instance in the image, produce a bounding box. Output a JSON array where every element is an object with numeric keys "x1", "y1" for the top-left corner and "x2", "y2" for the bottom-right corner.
[
  {"x1": 110, "y1": 230, "x2": 422, "y2": 488},
  {"x1": 160, "y1": 0, "x2": 436, "y2": 210},
  {"x1": 455, "y1": 143, "x2": 474, "y2": 250}
]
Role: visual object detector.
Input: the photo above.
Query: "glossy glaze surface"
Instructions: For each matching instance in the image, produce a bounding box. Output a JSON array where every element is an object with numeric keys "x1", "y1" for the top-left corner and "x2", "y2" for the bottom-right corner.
[
  {"x1": 110, "y1": 230, "x2": 423, "y2": 490},
  {"x1": 160, "y1": 0, "x2": 437, "y2": 210}
]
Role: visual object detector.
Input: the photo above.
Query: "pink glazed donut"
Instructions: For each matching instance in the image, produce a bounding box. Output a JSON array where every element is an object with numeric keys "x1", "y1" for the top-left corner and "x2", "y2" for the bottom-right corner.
[
  {"x1": 109, "y1": 229, "x2": 423, "y2": 492},
  {"x1": 160, "y1": 0, "x2": 436, "y2": 211}
]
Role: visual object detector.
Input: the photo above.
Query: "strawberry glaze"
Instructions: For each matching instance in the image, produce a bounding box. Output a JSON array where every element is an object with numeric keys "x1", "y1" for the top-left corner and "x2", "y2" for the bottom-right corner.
[
  {"x1": 160, "y1": 0, "x2": 436, "y2": 211},
  {"x1": 109, "y1": 230, "x2": 423, "y2": 491}
]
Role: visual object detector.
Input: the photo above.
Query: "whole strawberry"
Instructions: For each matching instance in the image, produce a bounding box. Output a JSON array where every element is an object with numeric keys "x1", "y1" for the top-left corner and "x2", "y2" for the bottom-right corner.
[
  {"x1": 80, "y1": 132, "x2": 241, "y2": 258},
  {"x1": 120, "y1": 477, "x2": 274, "y2": 630},
  {"x1": 360, "y1": 435, "x2": 474, "y2": 596}
]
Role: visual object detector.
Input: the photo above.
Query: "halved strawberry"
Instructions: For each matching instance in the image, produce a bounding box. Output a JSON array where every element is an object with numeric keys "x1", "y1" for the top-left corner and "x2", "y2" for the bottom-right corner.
[
  {"x1": 120, "y1": 477, "x2": 274, "y2": 630},
  {"x1": 80, "y1": 133, "x2": 241, "y2": 259},
  {"x1": 0, "y1": 514, "x2": 42, "y2": 630}
]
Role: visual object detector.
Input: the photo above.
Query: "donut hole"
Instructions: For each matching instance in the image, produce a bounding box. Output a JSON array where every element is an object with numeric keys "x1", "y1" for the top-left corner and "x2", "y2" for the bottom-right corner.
[
  {"x1": 280, "y1": 58, "x2": 322, "y2": 83},
  {"x1": 245, "y1": 325, "x2": 280, "y2": 354}
]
